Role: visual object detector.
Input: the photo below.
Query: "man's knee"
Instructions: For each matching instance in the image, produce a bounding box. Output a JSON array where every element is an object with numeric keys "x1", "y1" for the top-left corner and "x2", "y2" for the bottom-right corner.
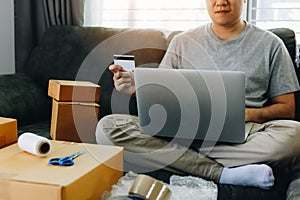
[
  {"x1": 95, "y1": 114, "x2": 140, "y2": 145},
  {"x1": 95, "y1": 114, "x2": 115, "y2": 145},
  {"x1": 288, "y1": 120, "x2": 300, "y2": 135},
  {"x1": 266, "y1": 120, "x2": 300, "y2": 164},
  {"x1": 278, "y1": 120, "x2": 300, "y2": 152},
  {"x1": 272, "y1": 120, "x2": 300, "y2": 135}
]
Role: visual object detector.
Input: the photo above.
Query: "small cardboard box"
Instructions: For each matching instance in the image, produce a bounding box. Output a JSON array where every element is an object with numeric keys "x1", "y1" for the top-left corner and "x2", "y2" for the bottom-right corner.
[
  {"x1": 50, "y1": 99, "x2": 100, "y2": 143},
  {"x1": 0, "y1": 117, "x2": 17, "y2": 149},
  {"x1": 0, "y1": 141, "x2": 123, "y2": 200},
  {"x1": 48, "y1": 80, "x2": 101, "y2": 103}
]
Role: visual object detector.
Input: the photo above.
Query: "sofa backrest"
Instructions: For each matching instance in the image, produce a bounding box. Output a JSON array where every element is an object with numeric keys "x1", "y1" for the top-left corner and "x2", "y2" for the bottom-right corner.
[
  {"x1": 24, "y1": 25, "x2": 168, "y2": 119},
  {"x1": 25, "y1": 26, "x2": 167, "y2": 89}
]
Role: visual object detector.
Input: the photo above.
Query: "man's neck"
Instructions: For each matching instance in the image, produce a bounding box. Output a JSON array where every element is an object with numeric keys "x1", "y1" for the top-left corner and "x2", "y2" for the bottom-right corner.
[{"x1": 211, "y1": 20, "x2": 246, "y2": 41}]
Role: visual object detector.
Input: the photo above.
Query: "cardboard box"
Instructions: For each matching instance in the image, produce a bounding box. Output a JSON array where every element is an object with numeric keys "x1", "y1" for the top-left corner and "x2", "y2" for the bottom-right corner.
[
  {"x1": 0, "y1": 117, "x2": 17, "y2": 149},
  {"x1": 50, "y1": 99, "x2": 99, "y2": 143},
  {"x1": 0, "y1": 141, "x2": 124, "y2": 200},
  {"x1": 48, "y1": 80, "x2": 101, "y2": 103}
]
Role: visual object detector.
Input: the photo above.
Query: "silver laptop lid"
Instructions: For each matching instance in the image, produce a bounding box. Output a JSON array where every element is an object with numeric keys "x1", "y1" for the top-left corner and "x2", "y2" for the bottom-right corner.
[{"x1": 134, "y1": 68, "x2": 246, "y2": 143}]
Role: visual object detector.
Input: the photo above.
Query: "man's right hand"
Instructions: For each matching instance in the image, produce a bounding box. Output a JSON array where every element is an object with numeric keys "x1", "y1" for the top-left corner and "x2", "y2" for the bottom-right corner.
[{"x1": 109, "y1": 64, "x2": 136, "y2": 95}]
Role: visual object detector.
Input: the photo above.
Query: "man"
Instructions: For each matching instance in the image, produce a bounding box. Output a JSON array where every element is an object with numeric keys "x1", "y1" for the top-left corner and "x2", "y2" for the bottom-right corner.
[{"x1": 96, "y1": 0, "x2": 300, "y2": 190}]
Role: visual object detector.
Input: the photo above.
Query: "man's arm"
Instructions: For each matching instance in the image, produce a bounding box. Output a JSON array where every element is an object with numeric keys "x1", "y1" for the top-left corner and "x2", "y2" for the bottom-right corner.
[{"x1": 245, "y1": 92, "x2": 295, "y2": 123}]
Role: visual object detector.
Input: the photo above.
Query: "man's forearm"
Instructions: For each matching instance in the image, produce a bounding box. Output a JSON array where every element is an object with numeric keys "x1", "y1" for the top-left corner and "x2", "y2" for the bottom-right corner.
[{"x1": 245, "y1": 103, "x2": 295, "y2": 123}]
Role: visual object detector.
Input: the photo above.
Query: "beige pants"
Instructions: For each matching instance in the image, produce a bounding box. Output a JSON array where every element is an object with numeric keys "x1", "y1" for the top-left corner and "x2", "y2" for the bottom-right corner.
[{"x1": 95, "y1": 114, "x2": 300, "y2": 182}]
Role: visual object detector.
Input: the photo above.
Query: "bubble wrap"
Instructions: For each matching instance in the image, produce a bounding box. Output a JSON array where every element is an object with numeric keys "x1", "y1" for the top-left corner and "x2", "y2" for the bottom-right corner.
[
  {"x1": 169, "y1": 175, "x2": 217, "y2": 200},
  {"x1": 102, "y1": 171, "x2": 217, "y2": 200}
]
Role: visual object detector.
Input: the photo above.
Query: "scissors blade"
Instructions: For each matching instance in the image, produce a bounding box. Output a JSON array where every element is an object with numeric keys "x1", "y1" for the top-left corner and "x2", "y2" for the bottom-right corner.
[{"x1": 70, "y1": 150, "x2": 85, "y2": 159}]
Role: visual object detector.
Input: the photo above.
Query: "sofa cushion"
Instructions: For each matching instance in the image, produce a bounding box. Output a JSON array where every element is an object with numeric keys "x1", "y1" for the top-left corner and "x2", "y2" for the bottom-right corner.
[
  {"x1": 25, "y1": 26, "x2": 126, "y2": 91},
  {"x1": 0, "y1": 73, "x2": 51, "y2": 126},
  {"x1": 25, "y1": 26, "x2": 167, "y2": 118}
]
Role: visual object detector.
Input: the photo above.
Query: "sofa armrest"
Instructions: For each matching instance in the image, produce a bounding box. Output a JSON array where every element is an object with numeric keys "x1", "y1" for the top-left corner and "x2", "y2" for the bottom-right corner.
[{"x1": 0, "y1": 73, "x2": 51, "y2": 126}]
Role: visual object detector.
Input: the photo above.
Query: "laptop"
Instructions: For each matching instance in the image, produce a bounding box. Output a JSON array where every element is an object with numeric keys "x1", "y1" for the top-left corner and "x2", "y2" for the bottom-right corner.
[{"x1": 134, "y1": 68, "x2": 249, "y2": 143}]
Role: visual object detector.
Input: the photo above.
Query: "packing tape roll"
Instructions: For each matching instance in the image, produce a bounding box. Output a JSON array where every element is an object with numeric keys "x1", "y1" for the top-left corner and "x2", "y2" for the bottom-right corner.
[
  {"x1": 129, "y1": 174, "x2": 171, "y2": 200},
  {"x1": 18, "y1": 132, "x2": 52, "y2": 157}
]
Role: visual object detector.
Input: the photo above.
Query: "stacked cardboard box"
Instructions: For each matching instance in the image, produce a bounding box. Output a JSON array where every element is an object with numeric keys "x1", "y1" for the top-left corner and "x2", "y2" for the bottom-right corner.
[
  {"x1": 0, "y1": 117, "x2": 17, "y2": 149},
  {"x1": 48, "y1": 80, "x2": 101, "y2": 143}
]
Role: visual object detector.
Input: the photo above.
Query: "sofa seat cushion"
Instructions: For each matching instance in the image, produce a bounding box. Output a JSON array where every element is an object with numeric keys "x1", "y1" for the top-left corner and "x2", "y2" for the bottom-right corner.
[{"x1": 18, "y1": 120, "x2": 50, "y2": 138}]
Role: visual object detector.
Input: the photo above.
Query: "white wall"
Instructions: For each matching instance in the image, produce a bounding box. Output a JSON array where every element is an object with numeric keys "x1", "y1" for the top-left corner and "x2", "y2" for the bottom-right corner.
[{"x1": 0, "y1": 0, "x2": 15, "y2": 74}]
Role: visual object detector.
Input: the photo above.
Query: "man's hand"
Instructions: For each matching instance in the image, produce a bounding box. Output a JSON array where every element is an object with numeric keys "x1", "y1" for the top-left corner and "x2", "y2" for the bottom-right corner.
[
  {"x1": 245, "y1": 92, "x2": 295, "y2": 123},
  {"x1": 109, "y1": 64, "x2": 136, "y2": 95}
]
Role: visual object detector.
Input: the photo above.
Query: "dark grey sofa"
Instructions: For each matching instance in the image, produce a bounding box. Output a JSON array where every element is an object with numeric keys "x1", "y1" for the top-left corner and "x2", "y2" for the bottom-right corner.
[{"x1": 0, "y1": 25, "x2": 299, "y2": 199}]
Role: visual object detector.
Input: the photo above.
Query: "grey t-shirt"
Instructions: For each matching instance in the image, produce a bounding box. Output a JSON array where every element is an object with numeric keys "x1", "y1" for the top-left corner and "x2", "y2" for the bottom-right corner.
[{"x1": 160, "y1": 22, "x2": 300, "y2": 108}]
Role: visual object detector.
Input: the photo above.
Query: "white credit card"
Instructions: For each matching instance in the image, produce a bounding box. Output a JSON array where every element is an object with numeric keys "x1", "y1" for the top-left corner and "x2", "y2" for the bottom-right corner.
[{"x1": 113, "y1": 55, "x2": 135, "y2": 71}]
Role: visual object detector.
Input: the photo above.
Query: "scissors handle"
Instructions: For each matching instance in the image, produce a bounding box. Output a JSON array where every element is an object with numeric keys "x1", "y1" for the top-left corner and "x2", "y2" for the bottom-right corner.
[
  {"x1": 48, "y1": 157, "x2": 60, "y2": 165},
  {"x1": 49, "y1": 150, "x2": 85, "y2": 167},
  {"x1": 49, "y1": 156, "x2": 74, "y2": 166}
]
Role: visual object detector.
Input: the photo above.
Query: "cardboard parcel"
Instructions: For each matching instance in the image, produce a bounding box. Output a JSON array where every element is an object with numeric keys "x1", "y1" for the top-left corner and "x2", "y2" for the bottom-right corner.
[
  {"x1": 0, "y1": 141, "x2": 123, "y2": 200},
  {"x1": 48, "y1": 79, "x2": 101, "y2": 143},
  {"x1": 0, "y1": 117, "x2": 17, "y2": 149}
]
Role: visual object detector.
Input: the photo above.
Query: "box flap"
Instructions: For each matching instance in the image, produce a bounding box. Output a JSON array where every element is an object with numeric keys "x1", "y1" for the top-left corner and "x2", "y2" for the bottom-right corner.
[
  {"x1": 53, "y1": 80, "x2": 99, "y2": 87},
  {"x1": 48, "y1": 80, "x2": 101, "y2": 102},
  {"x1": 0, "y1": 117, "x2": 16, "y2": 124},
  {"x1": 55, "y1": 101, "x2": 100, "y2": 107}
]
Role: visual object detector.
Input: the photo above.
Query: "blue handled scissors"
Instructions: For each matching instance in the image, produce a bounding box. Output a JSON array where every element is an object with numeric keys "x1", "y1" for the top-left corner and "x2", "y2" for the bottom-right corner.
[{"x1": 49, "y1": 150, "x2": 85, "y2": 166}]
